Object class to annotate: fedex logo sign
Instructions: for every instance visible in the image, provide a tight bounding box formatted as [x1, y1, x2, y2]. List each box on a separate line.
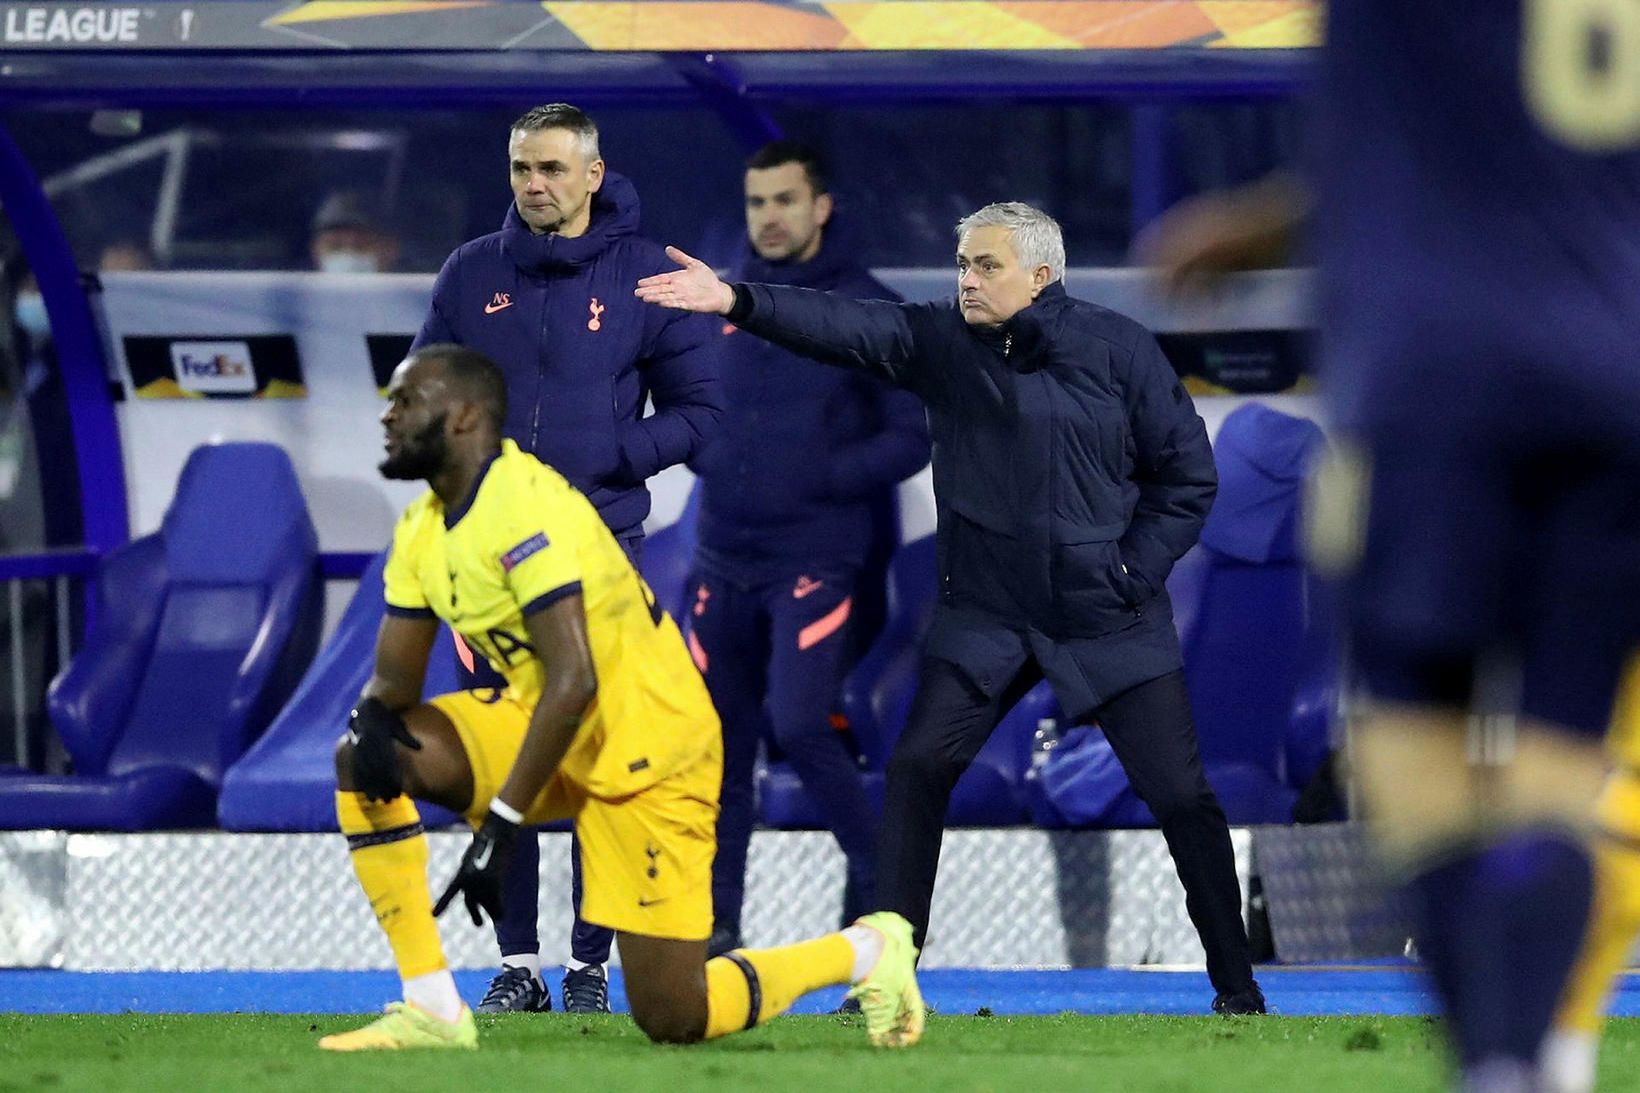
[169, 341, 256, 395]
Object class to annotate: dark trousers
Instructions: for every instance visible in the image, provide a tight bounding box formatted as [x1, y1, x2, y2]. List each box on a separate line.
[690, 563, 879, 931]
[494, 831, 611, 964]
[879, 657, 1255, 995]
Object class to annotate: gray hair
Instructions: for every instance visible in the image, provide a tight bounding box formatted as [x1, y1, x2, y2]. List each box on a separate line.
[955, 202, 1065, 283]
[511, 103, 601, 162]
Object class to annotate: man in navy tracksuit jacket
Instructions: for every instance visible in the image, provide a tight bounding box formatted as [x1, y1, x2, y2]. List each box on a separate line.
[637, 201, 1263, 1013]
[411, 104, 721, 1014]
[686, 143, 929, 954]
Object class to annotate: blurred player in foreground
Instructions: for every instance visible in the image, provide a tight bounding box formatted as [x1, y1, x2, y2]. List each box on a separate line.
[1143, 2, 1640, 1089]
[318, 344, 922, 1051]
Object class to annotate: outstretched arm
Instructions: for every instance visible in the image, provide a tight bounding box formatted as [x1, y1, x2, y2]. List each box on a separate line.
[633, 245, 737, 315]
[637, 246, 927, 391]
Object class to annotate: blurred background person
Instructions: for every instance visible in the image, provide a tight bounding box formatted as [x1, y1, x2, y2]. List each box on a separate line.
[95, 237, 155, 273]
[687, 141, 929, 956]
[310, 190, 401, 274]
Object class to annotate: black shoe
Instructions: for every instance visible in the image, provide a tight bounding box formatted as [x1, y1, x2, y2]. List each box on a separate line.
[834, 995, 862, 1015]
[1212, 986, 1267, 1015]
[562, 964, 611, 1014]
[475, 965, 551, 1014]
[707, 923, 743, 959]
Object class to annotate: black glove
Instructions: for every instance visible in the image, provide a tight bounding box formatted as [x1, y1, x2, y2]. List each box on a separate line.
[433, 809, 519, 927]
[347, 697, 421, 802]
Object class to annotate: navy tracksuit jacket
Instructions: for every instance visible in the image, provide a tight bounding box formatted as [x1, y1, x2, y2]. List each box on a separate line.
[688, 235, 929, 931]
[414, 172, 722, 539]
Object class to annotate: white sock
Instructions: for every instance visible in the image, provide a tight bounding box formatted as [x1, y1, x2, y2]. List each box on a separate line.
[501, 953, 541, 980]
[841, 924, 884, 982]
[402, 969, 464, 1023]
[1540, 1030, 1599, 1093]
[565, 959, 601, 974]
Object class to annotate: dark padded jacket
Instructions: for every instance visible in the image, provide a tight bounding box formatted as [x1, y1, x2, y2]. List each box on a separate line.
[724, 280, 1216, 716]
[415, 173, 722, 537]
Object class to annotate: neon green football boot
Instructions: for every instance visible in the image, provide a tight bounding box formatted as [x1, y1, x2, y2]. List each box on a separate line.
[845, 911, 926, 1048]
[318, 1001, 478, 1052]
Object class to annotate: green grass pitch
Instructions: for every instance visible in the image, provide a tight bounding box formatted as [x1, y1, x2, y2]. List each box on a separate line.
[6, 1013, 1640, 1092]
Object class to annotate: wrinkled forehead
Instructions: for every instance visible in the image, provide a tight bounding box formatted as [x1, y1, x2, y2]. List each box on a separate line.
[509, 126, 592, 166]
[956, 224, 1018, 262]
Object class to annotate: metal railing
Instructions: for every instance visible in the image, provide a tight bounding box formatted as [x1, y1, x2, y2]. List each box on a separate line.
[0, 549, 97, 768]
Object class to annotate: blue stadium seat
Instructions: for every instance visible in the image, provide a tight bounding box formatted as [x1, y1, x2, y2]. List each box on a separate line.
[1096, 402, 1332, 827]
[0, 443, 322, 831]
[218, 549, 466, 832]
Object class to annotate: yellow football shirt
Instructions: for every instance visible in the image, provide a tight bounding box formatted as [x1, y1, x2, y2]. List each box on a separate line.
[382, 439, 719, 798]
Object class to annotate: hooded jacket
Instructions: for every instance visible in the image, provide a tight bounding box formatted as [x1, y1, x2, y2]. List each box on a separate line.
[721, 280, 1217, 717]
[415, 172, 721, 537]
[694, 232, 930, 571]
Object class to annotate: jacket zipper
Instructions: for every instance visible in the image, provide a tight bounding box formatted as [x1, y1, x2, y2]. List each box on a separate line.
[529, 296, 545, 450]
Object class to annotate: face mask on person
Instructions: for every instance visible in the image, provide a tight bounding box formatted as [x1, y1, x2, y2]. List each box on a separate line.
[13, 291, 48, 339]
[318, 250, 380, 274]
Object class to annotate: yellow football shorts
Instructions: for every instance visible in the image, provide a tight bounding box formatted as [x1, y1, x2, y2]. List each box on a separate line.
[430, 688, 720, 942]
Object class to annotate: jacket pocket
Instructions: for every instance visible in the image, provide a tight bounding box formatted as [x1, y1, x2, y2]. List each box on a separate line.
[1051, 521, 1140, 631]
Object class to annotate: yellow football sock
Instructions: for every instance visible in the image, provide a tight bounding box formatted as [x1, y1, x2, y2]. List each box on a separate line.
[703, 933, 855, 1040]
[336, 791, 447, 980]
[1557, 768, 1640, 1034]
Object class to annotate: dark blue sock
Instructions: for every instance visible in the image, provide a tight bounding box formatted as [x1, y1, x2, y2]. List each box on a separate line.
[1408, 829, 1595, 1070]
[494, 827, 541, 958]
[569, 830, 615, 965]
[1480, 830, 1594, 1064]
[1408, 850, 1512, 1066]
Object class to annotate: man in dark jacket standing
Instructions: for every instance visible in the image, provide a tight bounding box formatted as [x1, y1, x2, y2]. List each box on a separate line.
[689, 143, 929, 955]
[637, 202, 1263, 1014]
[412, 103, 721, 1015]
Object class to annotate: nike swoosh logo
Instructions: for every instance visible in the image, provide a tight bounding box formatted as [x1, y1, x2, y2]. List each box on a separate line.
[794, 580, 823, 599]
[484, 301, 513, 314]
[637, 897, 667, 907]
[471, 842, 493, 870]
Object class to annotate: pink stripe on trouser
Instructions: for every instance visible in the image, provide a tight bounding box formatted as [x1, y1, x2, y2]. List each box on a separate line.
[798, 596, 852, 651]
[452, 630, 476, 673]
[688, 629, 709, 673]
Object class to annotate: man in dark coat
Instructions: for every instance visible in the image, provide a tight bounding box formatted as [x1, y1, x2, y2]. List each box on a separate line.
[636, 201, 1263, 1013]
[688, 143, 929, 955]
[414, 102, 722, 1015]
